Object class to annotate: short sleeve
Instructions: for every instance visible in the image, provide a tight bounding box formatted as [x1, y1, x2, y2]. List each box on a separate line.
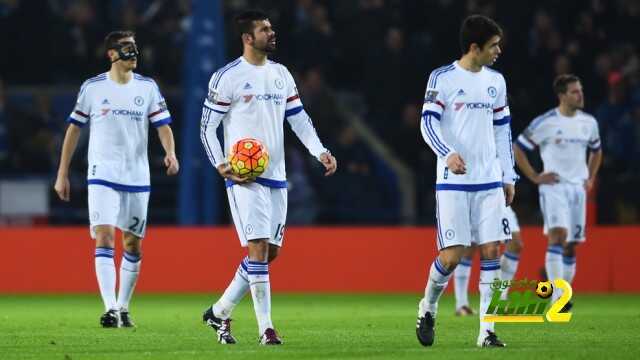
[148, 81, 172, 128]
[284, 68, 303, 118]
[517, 118, 547, 151]
[67, 82, 91, 127]
[588, 119, 601, 150]
[204, 70, 233, 114]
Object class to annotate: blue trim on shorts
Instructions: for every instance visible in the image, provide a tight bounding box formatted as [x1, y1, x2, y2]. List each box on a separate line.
[436, 182, 503, 191]
[225, 177, 288, 188]
[88, 179, 151, 192]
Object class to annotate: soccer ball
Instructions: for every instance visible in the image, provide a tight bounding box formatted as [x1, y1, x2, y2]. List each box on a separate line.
[536, 281, 553, 299]
[229, 138, 269, 178]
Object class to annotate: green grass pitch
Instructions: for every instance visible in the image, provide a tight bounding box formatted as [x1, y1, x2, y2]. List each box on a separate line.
[1, 293, 639, 359]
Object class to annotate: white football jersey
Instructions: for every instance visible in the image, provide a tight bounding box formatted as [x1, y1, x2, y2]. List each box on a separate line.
[517, 108, 601, 184]
[421, 61, 516, 191]
[68, 72, 171, 191]
[202, 56, 327, 188]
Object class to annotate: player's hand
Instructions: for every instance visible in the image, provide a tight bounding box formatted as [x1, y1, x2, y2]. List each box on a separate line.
[584, 177, 595, 192]
[319, 152, 337, 176]
[446, 153, 466, 174]
[217, 163, 251, 184]
[503, 183, 515, 206]
[534, 172, 559, 185]
[164, 153, 179, 175]
[54, 175, 71, 202]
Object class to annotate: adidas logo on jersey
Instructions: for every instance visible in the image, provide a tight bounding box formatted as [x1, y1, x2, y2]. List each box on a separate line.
[457, 89, 466, 96]
[102, 99, 110, 105]
[243, 82, 252, 90]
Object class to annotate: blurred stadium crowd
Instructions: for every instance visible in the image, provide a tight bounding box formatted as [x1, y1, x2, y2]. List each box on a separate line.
[1, 0, 639, 225]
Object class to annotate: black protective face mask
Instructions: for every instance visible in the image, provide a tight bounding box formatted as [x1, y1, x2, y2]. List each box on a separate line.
[110, 41, 139, 63]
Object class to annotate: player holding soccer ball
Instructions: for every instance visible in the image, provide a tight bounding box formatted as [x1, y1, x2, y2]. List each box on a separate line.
[416, 15, 517, 348]
[54, 31, 179, 328]
[229, 138, 270, 179]
[514, 74, 602, 310]
[200, 10, 337, 345]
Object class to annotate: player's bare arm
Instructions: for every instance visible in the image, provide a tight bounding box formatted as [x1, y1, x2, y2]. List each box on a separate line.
[513, 144, 558, 184]
[585, 148, 602, 192]
[54, 123, 82, 201]
[319, 152, 337, 176]
[156, 124, 179, 175]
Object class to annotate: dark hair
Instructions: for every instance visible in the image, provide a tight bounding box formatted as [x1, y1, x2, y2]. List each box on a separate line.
[104, 30, 135, 50]
[553, 74, 581, 95]
[234, 10, 269, 37]
[459, 15, 503, 54]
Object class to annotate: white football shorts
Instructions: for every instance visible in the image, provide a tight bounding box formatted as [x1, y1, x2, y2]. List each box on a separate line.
[435, 187, 511, 250]
[504, 206, 520, 233]
[227, 182, 287, 247]
[471, 205, 520, 245]
[88, 185, 149, 238]
[539, 183, 586, 242]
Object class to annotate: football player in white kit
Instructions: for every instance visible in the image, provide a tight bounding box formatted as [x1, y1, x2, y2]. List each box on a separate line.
[416, 15, 516, 348]
[453, 206, 523, 315]
[54, 31, 179, 328]
[514, 74, 602, 310]
[200, 11, 337, 345]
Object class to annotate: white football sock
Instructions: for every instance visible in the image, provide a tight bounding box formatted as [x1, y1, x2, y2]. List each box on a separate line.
[562, 255, 576, 284]
[247, 260, 273, 334]
[212, 257, 250, 319]
[95, 247, 117, 311]
[116, 252, 141, 312]
[454, 257, 472, 309]
[499, 251, 519, 300]
[478, 259, 500, 339]
[420, 258, 452, 318]
[546, 245, 563, 302]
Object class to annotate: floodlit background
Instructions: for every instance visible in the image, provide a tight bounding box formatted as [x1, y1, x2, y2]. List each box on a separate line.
[2, 0, 639, 226]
